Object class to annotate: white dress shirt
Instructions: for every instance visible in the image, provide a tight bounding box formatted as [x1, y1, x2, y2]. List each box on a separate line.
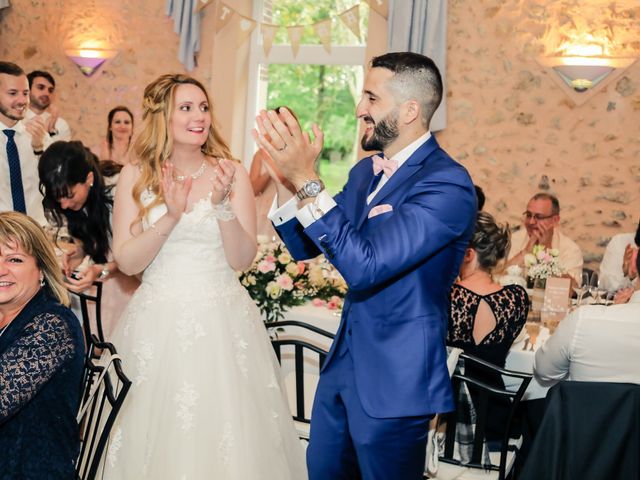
[0, 119, 46, 225]
[268, 132, 432, 228]
[26, 109, 72, 141]
[599, 232, 636, 292]
[508, 228, 583, 285]
[534, 290, 640, 386]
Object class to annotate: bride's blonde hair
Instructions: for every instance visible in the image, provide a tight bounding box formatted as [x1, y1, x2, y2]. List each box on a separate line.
[131, 73, 233, 225]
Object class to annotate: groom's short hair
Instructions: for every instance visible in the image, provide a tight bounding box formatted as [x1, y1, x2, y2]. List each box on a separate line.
[370, 52, 443, 130]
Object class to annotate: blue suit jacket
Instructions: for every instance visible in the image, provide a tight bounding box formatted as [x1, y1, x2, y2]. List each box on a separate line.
[276, 136, 476, 418]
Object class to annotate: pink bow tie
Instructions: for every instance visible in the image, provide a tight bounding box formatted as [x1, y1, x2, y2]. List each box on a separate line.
[372, 155, 398, 178]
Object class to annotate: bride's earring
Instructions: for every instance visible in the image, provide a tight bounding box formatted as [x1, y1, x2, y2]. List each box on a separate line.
[40, 276, 45, 287]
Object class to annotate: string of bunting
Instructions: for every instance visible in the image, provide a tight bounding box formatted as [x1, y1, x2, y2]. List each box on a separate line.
[195, 0, 388, 57]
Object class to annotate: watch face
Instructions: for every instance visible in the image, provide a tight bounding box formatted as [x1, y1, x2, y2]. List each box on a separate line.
[304, 181, 322, 197]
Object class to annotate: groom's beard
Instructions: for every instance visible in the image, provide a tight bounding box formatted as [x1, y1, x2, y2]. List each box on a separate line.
[360, 110, 399, 152]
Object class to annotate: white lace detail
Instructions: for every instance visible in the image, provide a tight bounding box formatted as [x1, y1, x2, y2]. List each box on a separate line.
[106, 426, 122, 467]
[175, 311, 206, 352]
[175, 382, 199, 431]
[233, 333, 249, 378]
[218, 422, 234, 466]
[132, 340, 154, 386]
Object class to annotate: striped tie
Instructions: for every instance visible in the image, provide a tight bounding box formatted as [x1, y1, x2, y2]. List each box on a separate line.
[3, 129, 27, 213]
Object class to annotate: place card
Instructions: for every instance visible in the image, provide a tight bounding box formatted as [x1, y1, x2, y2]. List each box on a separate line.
[542, 277, 571, 324]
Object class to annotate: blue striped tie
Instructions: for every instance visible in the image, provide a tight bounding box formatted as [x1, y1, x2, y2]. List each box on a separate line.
[3, 129, 27, 213]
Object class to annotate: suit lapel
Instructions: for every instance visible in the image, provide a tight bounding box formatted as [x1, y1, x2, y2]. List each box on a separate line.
[355, 136, 441, 230]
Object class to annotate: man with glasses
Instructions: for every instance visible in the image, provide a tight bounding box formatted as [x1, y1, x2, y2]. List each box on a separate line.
[506, 192, 583, 285]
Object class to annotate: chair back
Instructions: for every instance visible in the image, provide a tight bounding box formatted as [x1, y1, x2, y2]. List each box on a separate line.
[439, 353, 532, 480]
[519, 381, 640, 480]
[267, 320, 333, 428]
[76, 336, 131, 480]
[69, 281, 105, 346]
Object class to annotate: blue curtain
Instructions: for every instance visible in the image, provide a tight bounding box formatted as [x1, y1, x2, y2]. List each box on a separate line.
[166, 0, 201, 71]
[387, 0, 448, 131]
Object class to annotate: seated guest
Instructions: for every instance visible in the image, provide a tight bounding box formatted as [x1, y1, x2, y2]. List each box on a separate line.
[534, 249, 640, 386]
[0, 211, 84, 479]
[506, 192, 583, 286]
[447, 212, 529, 442]
[92, 105, 134, 166]
[599, 219, 639, 292]
[39, 140, 139, 337]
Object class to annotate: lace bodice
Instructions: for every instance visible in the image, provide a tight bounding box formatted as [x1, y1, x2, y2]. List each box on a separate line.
[447, 284, 529, 366]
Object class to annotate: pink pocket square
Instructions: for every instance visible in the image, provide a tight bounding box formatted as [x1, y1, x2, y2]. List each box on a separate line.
[368, 204, 393, 218]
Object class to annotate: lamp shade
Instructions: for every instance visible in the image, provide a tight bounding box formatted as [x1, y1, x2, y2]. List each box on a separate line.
[552, 64, 614, 92]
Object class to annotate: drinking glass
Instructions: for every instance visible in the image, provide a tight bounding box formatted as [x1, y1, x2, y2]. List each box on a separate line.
[525, 322, 541, 350]
[588, 272, 600, 303]
[573, 272, 590, 306]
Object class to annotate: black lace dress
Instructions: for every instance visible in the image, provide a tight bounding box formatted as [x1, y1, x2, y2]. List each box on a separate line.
[447, 283, 529, 442]
[0, 288, 84, 479]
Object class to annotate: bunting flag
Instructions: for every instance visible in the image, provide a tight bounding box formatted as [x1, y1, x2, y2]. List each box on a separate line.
[339, 5, 361, 41]
[313, 19, 332, 54]
[287, 26, 304, 57]
[213, 1, 234, 33]
[365, 0, 389, 19]
[194, 0, 214, 14]
[208, 2, 379, 56]
[237, 14, 257, 46]
[261, 24, 279, 57]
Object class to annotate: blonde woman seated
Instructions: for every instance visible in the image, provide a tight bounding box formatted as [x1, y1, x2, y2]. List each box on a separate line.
[447, 212, 529, 443]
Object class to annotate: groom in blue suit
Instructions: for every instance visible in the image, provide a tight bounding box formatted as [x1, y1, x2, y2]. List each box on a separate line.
[255, 52, 477, 480]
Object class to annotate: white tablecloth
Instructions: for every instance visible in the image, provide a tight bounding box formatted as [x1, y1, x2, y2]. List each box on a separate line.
[276, 304, 549, 401]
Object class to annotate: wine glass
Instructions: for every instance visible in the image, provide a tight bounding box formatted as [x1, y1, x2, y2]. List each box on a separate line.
[525, 322, 541, 351]
[573, 272, 589, 306]
[588, 272, 600, 304]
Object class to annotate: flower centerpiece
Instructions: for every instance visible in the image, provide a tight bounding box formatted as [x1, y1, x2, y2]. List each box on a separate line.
[524, 244, 565, 288]
[239, 242, 348, 322]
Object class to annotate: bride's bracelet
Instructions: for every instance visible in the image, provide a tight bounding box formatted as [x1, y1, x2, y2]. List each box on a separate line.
[211, 199, 236, 222]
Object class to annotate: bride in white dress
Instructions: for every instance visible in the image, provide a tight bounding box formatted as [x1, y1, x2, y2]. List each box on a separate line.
[103, 74, 307, 479]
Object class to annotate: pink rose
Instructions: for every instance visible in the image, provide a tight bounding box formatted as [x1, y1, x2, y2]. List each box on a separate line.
[275, 274, 294, 291]
[297, 261, 306, 274]
[257, 260, 276, 273]
[312, 298, 326, 307]
[265, 255, 277, 263]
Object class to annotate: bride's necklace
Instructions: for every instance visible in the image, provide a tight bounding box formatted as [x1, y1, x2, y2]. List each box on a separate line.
[175, 159, 207, 182]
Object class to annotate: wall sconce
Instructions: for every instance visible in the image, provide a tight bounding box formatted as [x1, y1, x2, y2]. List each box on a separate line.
[65, 48, 118, 76]
[538, 52, 637, 106]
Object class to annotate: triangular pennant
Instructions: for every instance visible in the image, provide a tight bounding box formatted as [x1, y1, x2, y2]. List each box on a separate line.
[365, 0, 389, 19]
[236, 14, 257, 46]
[194, 0, 214, 13]
[339, 5, 360, 41]
[287, 26, 304, 57]
[261, 23, 279, 57]
[313, 19, 332, 54]
[214, 1, 234, 33]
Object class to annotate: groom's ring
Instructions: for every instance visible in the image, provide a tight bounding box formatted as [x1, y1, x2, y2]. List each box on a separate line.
[278, 143, 287, 152]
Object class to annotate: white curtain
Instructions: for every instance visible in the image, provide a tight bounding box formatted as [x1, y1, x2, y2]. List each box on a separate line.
[165, 0, 201, 71]
[387, 0, 448, 131]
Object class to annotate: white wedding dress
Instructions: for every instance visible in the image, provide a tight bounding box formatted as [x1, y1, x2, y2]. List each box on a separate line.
[102, 194, 308, 480]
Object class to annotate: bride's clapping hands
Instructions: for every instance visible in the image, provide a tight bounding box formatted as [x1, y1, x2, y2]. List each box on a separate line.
[162, 162, 193, 220]
[211, 158, 236, 205]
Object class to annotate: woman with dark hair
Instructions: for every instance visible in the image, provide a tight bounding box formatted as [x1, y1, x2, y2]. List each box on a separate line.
[0, 211, 84, 479]
[92, 105, 134, 166]
[38, 140, 139, 336]
[447, 211, 529, 443]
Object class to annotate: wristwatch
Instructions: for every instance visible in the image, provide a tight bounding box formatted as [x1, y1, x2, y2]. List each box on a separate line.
[295, 179, 325, 201]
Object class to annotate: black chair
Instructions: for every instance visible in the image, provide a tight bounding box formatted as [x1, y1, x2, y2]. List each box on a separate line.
[76, 335, 131, 480]
[519, 381, 640, 480]
[431, 353, 532, 480]
[267, 320, 334, 440]
[69, 281, 105, 346]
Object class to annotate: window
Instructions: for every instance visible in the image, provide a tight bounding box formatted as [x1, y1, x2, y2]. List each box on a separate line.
[244, 0, 368, 194]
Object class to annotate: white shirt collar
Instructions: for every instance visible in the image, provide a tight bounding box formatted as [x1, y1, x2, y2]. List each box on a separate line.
[0, 118, 26, 134]
[388, 131, 431, 169]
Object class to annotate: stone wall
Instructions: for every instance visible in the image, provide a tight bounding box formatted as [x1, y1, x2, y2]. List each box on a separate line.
[1, 0, 638, 267]
[437, 0, 640, 267]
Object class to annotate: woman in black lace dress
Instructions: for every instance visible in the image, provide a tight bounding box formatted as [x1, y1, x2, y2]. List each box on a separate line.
[447, 212, 529, 442]
[0, 212, 84, 479]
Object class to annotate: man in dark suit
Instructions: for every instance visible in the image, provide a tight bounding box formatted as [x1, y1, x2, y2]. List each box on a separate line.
[255, 52, 477, 480]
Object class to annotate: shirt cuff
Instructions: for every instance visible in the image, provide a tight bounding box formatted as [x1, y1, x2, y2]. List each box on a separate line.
[268, 195, 299, 226]
[296, 191, 336, 228]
